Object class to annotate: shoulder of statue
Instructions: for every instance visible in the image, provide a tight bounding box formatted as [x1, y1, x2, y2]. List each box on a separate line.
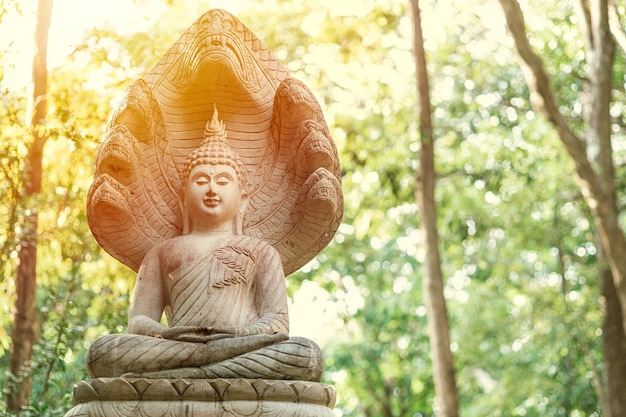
[151, 235, 185, 256]
[144, 238, 172, 260]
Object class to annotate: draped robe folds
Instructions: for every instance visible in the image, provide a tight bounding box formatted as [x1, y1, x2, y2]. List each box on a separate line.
[87, 235, 323, 381]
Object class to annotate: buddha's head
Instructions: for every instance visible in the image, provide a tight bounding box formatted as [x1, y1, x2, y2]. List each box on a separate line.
[180, 107, 249, 235]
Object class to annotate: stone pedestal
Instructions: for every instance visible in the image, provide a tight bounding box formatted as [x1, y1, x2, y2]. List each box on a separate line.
[64, 378, 336, 417]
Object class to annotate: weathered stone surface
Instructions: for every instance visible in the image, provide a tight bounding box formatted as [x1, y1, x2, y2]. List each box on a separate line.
[72, 378, 336, 405]
[67, 8, 341, 417]
[65, 378, 336, 417]
[86, 8, 343, 275]
[65, 401, 334, 417]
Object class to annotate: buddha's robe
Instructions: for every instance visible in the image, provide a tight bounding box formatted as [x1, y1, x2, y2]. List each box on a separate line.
[87, 235, 323, 381]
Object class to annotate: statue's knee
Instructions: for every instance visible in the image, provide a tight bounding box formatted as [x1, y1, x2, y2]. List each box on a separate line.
[288, 336, 323, 357]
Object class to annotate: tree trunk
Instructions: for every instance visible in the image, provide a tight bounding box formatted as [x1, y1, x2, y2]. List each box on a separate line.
[497, 0, 626, 415]
[497, 0, 626, 332]
[7, 0, 53, 412]
[600, 258, 626, 417]
[410, 1, 460, 416]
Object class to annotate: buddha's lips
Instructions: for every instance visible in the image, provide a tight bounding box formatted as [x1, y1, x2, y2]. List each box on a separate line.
[203, 197, 220, 206]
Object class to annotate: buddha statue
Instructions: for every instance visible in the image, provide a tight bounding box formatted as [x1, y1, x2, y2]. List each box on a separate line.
[69, 10, 342, 415]
[86, 108, 323, 382]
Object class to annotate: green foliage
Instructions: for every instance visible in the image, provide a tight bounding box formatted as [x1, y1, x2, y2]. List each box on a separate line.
[0, 0, 620, 416]
[0, 6, 136, 416]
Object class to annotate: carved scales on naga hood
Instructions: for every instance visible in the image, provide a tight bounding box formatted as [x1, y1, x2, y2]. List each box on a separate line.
[87, 9, 343, 275]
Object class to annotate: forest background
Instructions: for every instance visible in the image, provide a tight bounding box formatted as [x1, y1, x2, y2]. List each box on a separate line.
[1, 0, 626, 416]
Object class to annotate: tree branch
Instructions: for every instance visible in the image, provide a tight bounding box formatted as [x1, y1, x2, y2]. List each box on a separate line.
[586, 0, 615, 203]
[609, 0, 626, 55]
[497, 0, 601, 203]
[498, 0, 626, 339]
[576, 0, 594, 50]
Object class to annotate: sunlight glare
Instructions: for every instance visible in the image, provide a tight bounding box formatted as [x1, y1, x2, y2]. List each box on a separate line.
[2, 0, 254, 89]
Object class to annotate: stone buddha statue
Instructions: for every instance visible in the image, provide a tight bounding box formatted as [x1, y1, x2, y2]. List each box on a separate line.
[66, 9, 342, 416]
[86, 108, 323, 382]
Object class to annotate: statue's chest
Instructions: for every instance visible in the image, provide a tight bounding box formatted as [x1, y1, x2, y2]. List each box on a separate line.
[165, 241, 260, 326]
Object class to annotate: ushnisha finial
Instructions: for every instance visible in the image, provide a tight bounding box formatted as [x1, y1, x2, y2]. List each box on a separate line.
[204, 104, 227, 139]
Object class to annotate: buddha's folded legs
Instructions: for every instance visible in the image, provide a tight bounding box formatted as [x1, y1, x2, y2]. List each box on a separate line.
[87, 332, 288, 378]
[202, 336, 324, 382]
[88, 335, 323, 382]
[126, 336, 324, 382]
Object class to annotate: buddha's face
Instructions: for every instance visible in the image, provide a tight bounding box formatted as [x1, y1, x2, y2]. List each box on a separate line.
[184, 163, 246, 231]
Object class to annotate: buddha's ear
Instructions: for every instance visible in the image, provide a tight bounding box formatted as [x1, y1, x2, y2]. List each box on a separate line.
[239, 190, 249, 215]
[178, 187, 191, 235]
[234, 190, 249, 235]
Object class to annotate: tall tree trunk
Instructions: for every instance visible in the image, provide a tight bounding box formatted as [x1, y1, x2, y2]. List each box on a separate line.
[497, 0, 626, 415]
[582, 1, 626, 414]
[599, 254, 626, 417]
[410, 1, 460, 416]
[7, 0, 53, 412]
[497, 0, 626, 332]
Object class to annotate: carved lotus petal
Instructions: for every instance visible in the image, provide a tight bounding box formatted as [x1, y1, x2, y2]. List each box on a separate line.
[221, 378, 256, 401]
[287, 380, 308, 397]
[298, 383, 337, 407]
[209, 378, 233, 400]
[130, 378, 152, 396]
[72, 380, 100, 403]
[184, 379, 219, 401]
[259, 380, 296, 402]
[250, 378, 271, 397]
[142, 378, 183, 400]
[171, 379, 192, 397]
[90, 377, 139, 401]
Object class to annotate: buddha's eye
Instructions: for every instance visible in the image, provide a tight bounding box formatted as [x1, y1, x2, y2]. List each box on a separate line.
[215, 174, 233, 185]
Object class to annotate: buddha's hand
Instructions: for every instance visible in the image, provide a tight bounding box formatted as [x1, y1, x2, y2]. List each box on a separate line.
[204, 327, 240, 341]
[206, 328, 290, 343]
[152, 326, 213, 342]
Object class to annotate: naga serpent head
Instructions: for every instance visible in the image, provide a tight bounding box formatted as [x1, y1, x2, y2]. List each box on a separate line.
[172, 9, 261, 93]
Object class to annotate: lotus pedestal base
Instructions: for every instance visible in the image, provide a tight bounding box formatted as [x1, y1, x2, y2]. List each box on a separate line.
[63, 378, 336, 417]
